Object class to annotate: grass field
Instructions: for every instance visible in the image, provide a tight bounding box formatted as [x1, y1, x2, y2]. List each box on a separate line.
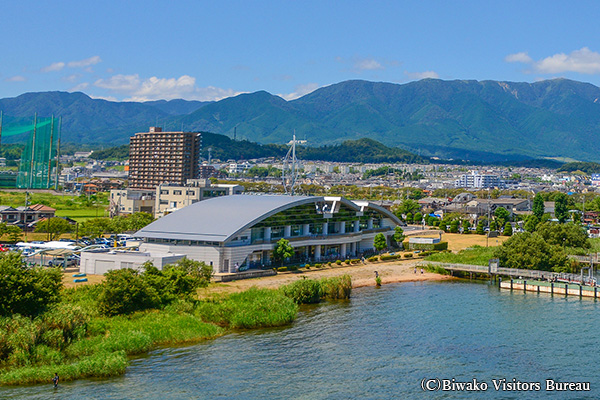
[410, 231, 509, 251]
[55, 208, 108, 222]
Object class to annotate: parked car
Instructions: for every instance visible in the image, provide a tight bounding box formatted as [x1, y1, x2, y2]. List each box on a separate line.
[48, 256, 78, 267]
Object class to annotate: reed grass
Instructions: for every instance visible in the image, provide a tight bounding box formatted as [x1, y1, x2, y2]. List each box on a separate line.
[0, 351, 128, 385]
[319, 275, 352, 300]
[195, 288, 298, 329]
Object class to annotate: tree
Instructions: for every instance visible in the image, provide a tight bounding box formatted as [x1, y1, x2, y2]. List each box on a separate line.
[0, 252, 62, 317]
[476, 220, 485, 235]
[524, 215, 539, 233]
[405, 213, 413, 224]
[449, 220, 459, 233]
[533, 193, 545, 220]
[34, 217, 72, 241]
[489, 220, 497, 231]
[554, 193, 568, 223]
[273, 238, 294, 267]
[394, 199, 420, 218]
[503, 222, 513, 236]
[494, 207, 510, 228]
[4, 225, 22, 243]
[493, 232, 568, 272]
[462, 220, 471, 234]
[392, 226, 405, 247]
[126, 212, 154, 231]
[536, 222, 590, 248]
[413, 212, 423, 224]
[79, 217, 112, 239]
[373, 233, 387, 253]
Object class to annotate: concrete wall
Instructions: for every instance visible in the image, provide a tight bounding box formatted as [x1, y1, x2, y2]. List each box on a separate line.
[80, 251, 184, 275]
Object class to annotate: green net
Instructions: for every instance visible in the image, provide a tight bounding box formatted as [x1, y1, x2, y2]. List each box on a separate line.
[11, 117, 59, 189]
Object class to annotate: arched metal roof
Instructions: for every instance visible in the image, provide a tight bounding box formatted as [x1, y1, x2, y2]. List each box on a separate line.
[136, 194, 401, 243]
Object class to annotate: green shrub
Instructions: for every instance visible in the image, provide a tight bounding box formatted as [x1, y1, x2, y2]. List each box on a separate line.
[344, 259, 350, 264]
[314, 263, 322, 268]
[335, 260, 342, 265]
[404, 253, 413, 258]
[281, 279, 322, 304]
[319, 275, 352, 299]
[98, 269, 161, 316]
[0, 252, 63, 317]
[380, 254, 401, 261]
[288, 266, 298, 271]
[350, 259, 360, 264]
[367, 256, 379, 262]
[277, 266, 288, 272]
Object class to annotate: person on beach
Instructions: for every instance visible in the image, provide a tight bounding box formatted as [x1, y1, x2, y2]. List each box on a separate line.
[52, 372, 59, 388]
[420, 268, 424, 274]
[414, 267, 416, 274]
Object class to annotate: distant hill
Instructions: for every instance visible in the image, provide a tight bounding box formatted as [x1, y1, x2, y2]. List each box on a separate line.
[4, 78, 600, 162]
[92, 132, 426, 164]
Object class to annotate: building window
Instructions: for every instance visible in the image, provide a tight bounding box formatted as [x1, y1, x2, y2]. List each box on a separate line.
[186, 190, 195, 196]
[160, 190, 169, 195]
[173, 190, 182, 195]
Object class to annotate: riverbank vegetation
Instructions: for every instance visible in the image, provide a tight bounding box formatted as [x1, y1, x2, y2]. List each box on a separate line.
[425, 221, 590, 273]
[0, 254, 352, 386]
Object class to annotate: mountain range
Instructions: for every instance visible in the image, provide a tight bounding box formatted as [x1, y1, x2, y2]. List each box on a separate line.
[2, 78, 600, 162]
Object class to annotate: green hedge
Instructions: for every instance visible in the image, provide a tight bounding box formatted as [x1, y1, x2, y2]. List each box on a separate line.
[380, 254, 402, 261]
[367, 256, 379, 262]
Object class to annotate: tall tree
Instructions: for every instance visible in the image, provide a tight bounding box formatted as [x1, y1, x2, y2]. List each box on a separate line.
[373, 233, 387, 253]
[554, 193, 568, 223]
[533, 193, 545, 220]
[273, 238, 294, 267]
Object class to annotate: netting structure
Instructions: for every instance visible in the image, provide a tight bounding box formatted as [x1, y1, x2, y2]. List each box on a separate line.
[1, 115, 61, 189]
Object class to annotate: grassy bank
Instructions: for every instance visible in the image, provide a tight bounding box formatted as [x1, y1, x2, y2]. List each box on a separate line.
[423, 245, 496, 266]
[1, 275, 352, 386]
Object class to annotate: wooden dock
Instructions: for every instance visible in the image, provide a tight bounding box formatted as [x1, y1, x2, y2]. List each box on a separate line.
[500, 279, 600, 298]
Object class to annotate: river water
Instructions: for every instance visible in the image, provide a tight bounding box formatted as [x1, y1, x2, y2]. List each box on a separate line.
[2, 281, 599, 399]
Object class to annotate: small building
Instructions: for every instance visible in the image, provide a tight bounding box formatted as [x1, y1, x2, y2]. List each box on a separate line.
[109, 189, 156, 216]
[155, 179, 244, 218]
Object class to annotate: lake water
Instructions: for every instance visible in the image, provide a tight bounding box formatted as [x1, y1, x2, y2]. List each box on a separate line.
[2, 281, 599, 399]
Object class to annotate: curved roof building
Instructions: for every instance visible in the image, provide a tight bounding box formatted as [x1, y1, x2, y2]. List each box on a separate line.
[137, 194, 402, 275]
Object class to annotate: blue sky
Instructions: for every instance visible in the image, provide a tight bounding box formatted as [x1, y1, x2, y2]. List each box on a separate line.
[3, 0, 600, 102]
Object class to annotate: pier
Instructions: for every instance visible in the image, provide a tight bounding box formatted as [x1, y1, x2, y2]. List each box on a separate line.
[500, 279, 599, 298]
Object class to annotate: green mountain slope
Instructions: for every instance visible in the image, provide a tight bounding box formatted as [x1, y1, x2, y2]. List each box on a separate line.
[3, 78, 600, 162]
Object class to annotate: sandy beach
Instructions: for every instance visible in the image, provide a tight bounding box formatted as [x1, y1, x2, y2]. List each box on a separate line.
[197, 258, 455, 297]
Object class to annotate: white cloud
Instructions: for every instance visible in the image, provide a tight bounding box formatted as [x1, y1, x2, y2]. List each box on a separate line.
[94, 73, 240, 101]
[505, 52, 533, 63]
[279, 83, 320, 100]
[94, 74, 141, 92]
[41, 62, 65, 72]
[355, 58, 384, 71]
[535, 47, 600, 74]
[68, 56, 102, 68]
[69, 82, 90, 92]
[505, 47, 600, 75]
[89, 94, 118, 102]
[5, 75, 26, 82]
[404, 71, 439, 80]
[62, 74, 81, 83]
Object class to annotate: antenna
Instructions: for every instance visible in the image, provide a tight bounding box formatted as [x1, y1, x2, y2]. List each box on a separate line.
[282, 132, 299, 195]
[208, 147, 212, 165]
[234, 126, 237, 141]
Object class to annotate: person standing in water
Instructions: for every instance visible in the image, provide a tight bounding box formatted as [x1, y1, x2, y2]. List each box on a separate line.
[52, 373, 59, 388]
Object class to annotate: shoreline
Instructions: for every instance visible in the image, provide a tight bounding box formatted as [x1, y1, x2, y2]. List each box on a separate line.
[199, 259, 454, 297]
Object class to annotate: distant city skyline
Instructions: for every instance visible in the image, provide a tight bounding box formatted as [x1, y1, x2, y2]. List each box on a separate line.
[3, 1, 600, 102]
